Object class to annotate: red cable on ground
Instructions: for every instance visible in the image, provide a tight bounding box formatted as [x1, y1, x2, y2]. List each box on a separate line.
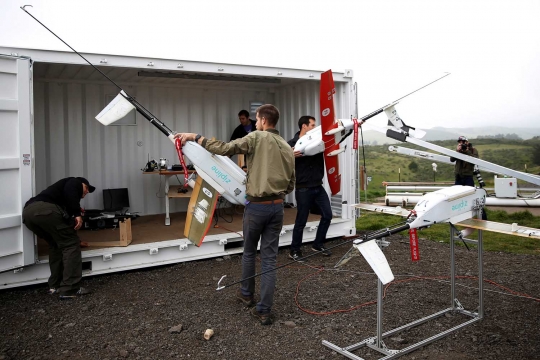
[293, 270, 540, 316]
[294, 267, 378, 315]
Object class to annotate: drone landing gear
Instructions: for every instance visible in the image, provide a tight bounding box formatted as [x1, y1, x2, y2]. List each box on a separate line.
[323, 225, 484, 359]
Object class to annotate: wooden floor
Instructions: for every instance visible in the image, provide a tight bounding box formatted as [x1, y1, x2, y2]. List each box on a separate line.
[38, 208, 320, 256]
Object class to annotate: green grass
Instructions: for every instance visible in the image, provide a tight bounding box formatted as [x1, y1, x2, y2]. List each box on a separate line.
[356, 209, 540, 255]
[360, 138, 540, 196]
[356, 138, 540, 254]
[475, 144, 530, 151]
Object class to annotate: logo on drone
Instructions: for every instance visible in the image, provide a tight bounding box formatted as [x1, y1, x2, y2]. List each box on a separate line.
[451, 200, 467, 211]
[328, 167, 335, 174]
[322, 108, 330, 117]
[203, 188, 213, 198]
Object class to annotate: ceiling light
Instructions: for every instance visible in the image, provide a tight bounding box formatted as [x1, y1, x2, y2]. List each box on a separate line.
[138, 71, 281, 84]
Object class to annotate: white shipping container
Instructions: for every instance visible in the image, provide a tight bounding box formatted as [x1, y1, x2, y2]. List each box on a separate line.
[0, 47, 358, 289]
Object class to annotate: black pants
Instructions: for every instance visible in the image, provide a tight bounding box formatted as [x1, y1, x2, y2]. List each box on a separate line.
[22, 201, 82, 295]
[454, 174, 474, 186]
[291, 185, 333, 251]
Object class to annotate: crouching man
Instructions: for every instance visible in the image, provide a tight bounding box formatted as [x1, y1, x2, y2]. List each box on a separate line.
[22, 177, 95, 299]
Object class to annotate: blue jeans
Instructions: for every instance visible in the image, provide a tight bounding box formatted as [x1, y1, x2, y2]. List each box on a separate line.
[291, 185, 332, 252]
[241, 202, 284, 314]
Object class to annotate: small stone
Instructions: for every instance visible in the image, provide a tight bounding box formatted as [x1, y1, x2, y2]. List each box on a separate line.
[134, 348, 141, 354]
[223, 255, 231, 260]
[169, 324, 183, 334]
[283, 321, 296, 328]
[391, 336, 407, 344]
[119, 350, 128, 358]
[444, 312, 452, 318]
[472, 335, 478, 342]
[65, 323, 75, 328]
[216, 258, 224, 262]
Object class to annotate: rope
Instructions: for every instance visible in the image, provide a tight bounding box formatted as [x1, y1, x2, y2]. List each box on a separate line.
[293, 270, 540, 316]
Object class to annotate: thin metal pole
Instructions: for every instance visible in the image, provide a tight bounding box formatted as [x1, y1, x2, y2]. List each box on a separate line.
[450, 224, 456, 309]
[376, 277, 384, 348]
[358, 73, 451, 123]
[393, 73, 450, 104]
[20, 5, 175, 138]
[20, 5, 123, 93]
[478, 229, 484, 319]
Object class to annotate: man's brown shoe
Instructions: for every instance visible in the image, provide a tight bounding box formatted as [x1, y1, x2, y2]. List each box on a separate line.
[250, 307, 274, 325]
[236, 288, 256, 307]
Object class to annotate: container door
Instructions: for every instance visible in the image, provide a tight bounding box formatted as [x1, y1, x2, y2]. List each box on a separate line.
[0, 54, 35, 272]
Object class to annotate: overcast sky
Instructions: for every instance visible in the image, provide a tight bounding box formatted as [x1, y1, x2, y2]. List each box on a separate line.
[1, 0, 539, 130]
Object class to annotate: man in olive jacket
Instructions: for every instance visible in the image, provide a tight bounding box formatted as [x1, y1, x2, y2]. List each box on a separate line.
[175, 104, 295, 325]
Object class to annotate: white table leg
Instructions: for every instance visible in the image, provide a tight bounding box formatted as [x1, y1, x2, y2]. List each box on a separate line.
[165, 175, 171, 225]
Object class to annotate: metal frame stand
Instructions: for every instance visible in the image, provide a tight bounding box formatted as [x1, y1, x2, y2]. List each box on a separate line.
[323, 225, 484, 360]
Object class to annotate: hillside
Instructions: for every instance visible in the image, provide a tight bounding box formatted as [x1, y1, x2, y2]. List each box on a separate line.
[360, 126, 540, 145]
[360, 137, 540, 196]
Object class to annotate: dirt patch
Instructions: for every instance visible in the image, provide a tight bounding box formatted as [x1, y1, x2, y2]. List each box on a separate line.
[1, 232, 539, 360]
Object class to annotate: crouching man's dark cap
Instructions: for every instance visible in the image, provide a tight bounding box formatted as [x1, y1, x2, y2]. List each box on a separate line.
[77, 177, 96, 193]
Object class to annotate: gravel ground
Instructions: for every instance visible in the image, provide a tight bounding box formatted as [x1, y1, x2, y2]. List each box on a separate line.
[1, 233, 539, 360]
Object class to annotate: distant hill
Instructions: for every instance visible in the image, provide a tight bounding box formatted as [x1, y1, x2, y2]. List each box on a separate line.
[428, 126, 540, 141]
[361, 138, 540, 194]
[361, 126, 540, 145]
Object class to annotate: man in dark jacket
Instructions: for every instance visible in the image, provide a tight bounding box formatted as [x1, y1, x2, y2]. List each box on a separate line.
[22, 177, 95, 298]
[230, 109, 257, 141]
[450, 136, 479, 186]
[288, 116, 333, 261]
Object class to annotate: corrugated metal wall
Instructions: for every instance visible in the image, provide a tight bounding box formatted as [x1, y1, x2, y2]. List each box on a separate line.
[33, 80, 275, 215]
[33, 77, 353, 216]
